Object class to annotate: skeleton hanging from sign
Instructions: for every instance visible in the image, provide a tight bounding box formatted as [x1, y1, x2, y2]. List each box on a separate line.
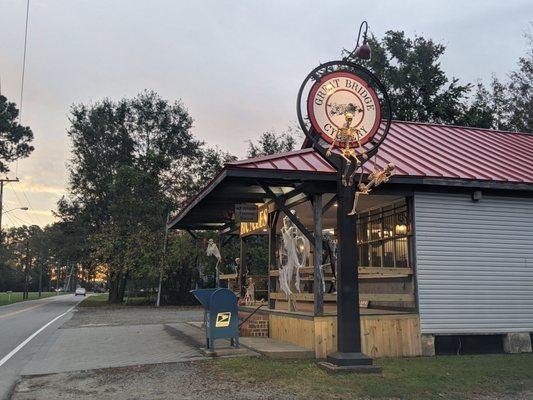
[350, 160, 395, 215]
[326, 110, 368, 187]
[278, 211, 311, 302]
[325, 109, 395, 215]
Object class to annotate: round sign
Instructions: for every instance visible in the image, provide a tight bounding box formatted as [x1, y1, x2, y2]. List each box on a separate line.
[307, 71, 381, 148]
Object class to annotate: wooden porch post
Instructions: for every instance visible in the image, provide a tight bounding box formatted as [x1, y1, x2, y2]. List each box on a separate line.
[313, 194, 324, 316]
[268, 210, 279, 309]
[239, 237, 247, 299]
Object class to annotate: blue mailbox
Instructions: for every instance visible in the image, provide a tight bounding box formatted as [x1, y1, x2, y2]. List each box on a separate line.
[191, 288, 239, 351]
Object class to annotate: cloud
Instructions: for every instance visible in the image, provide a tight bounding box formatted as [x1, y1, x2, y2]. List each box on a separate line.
[17, 176, 67, 196]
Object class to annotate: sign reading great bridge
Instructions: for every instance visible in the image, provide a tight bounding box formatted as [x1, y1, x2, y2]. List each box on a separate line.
[307, 71, 381, 148]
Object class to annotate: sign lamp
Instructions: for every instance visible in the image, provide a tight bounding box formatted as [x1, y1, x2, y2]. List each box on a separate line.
[352, 21, 371, 60]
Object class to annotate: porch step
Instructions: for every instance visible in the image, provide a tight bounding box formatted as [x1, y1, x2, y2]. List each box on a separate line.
[182, 321, 314, 359]
[239, 336, 315, 360]
[164, 323, 258, 358]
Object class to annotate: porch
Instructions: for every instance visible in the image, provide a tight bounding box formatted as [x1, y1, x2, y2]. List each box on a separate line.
[168, 148, 422, 358]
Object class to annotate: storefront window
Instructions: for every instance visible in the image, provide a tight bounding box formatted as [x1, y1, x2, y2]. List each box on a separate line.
[357, 199, 411, 268]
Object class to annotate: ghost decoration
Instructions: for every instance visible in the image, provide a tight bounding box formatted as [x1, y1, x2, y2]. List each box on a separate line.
[278, 210, 310, 303]
[206, 238, 222, 272]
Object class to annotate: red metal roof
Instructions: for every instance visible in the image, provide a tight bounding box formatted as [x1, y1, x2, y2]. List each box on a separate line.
[230, 148, 336, 173]
[230, 121, 533, 185]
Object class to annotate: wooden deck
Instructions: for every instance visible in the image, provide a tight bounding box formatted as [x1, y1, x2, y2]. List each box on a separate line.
[240, 307, 422, 358]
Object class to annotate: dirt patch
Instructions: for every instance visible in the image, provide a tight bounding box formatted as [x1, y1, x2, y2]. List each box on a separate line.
[62, 306, 203, 328]
[13, 361, 296, 400]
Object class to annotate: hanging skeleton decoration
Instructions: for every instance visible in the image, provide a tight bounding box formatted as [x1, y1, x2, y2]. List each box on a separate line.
[206, 239, 222, 273]
[244, 276, 255, 305]
[325, 110, 395, 216]
[301, 66, 395, 217]
[349, 161, 395, 215]
[278, 211, 310, 304]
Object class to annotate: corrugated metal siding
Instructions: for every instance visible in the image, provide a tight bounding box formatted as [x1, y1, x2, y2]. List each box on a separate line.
[414, 192, 533, 334]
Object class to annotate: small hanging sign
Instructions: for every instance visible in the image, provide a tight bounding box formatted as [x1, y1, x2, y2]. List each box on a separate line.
[235, 203, 259, 223]
[240, 206, 268, 237]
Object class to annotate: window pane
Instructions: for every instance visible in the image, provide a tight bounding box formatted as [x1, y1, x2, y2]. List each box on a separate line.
[395, 237, 409, 267]
[371, 244, 381, 267]
[383, 239, 394, 267]
[382, 210, 394, 239]
[358, 244, 369, 267]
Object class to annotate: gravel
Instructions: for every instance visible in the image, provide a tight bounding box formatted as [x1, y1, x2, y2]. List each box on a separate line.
[13, 361, 296, 400]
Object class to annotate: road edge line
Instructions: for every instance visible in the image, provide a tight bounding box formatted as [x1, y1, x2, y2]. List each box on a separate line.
[0, 305, 76, 368]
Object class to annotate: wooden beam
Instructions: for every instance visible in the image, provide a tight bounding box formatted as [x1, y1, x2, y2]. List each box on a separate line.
[185, 230, 197, 240]
[239, 237, 247, 298]
[258, 181, 315, 244]
[219, 273, 238, 280]
[269, 292, 415, 303]
[313, 194, 324, 316]
[284, 193, 310, 209]
[322, 195, 338, 215]
[269, 267, 413, 277]
[359, 267, 413, 275]
[268, 210, 280, 310]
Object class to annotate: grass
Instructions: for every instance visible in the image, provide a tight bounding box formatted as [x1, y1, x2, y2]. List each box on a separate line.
[0, 291, 61, 306]
[212, 354, 533, 400]
[78, 293, 157, 307]
[78, 293, 110, 307]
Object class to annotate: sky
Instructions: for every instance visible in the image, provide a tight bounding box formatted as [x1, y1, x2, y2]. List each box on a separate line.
[0, 0, 532, 227]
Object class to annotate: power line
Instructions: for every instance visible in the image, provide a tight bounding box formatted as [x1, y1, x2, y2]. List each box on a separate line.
[8, 182, 38, 226]
[0, 178, 20, 240]
[16, 0, 31, 179]
[19, 0, 31, 124]
[4, 211, 17, 227]
[9, 213, 33, 226]
[19, 185, 44, 225]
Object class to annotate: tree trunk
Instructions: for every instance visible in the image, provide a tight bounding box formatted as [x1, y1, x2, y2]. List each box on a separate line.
[108, 269, 129, 304]
[108, 271, 122, 303]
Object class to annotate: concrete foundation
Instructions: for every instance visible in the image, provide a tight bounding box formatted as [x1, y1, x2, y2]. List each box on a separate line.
[502, 333, 532, 354]
[420, 334, 435, 356]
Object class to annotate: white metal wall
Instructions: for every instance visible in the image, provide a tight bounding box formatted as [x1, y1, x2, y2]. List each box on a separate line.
[414, 192, 533, 334]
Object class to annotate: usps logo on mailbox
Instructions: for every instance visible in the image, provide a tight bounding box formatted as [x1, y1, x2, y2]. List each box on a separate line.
[215, 312, 231, 328]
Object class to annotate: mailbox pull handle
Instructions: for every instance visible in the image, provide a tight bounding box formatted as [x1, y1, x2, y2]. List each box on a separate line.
[238, 304, 264, 328]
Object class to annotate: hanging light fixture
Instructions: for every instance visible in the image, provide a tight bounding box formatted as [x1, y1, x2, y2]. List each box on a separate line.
[350, 21, 371, 60]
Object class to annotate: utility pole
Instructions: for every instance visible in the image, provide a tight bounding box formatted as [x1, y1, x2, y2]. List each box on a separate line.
[38, 262, 42, 297]
[156, 213, 170, 307]
[23, 239, 30, 300]
[0, 177, 20, 242]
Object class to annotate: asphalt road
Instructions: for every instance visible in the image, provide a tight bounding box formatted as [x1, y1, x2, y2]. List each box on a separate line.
[0, 294, 84, 400]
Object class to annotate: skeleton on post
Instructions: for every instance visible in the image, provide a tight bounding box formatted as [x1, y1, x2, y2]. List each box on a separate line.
[325, 108, 395, 216]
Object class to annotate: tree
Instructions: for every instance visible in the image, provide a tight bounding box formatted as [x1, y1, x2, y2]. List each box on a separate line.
[247, 126, 303, 157]
[2, 225, 49, 296]
[169, 146, 236, 210]
[345, 31, 472, 125]
[61, 90, 235, 303]
[458, 82, 495, 129]
[507, 32, 533, 132]
[0, 95, 34, 172]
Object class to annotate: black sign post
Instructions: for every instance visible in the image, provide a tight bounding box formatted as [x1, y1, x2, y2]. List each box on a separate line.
[297, 58, 392, 372]
[324, 166, 375, 369]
